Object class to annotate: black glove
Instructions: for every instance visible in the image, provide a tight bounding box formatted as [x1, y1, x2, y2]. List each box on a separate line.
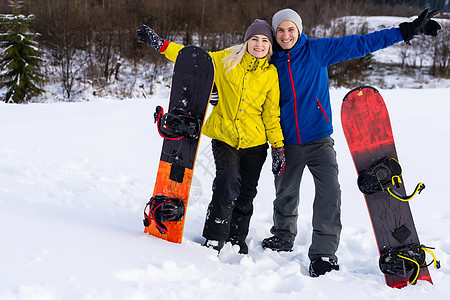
[271, 146, 286, 177]
[399, 9, 441, 44]
[210, 84, 218, 106]
[136, 24, 166, 51]
[423, 16, 441, 36]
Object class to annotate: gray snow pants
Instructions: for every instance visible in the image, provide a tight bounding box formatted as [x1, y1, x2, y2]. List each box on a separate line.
[270, 137, 342, 261]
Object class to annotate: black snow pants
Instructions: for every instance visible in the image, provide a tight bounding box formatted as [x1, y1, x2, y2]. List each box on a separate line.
[202, 139, 268, 242]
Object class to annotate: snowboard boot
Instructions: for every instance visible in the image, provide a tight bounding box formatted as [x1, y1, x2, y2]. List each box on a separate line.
[261, 236, 293, 252]
[309, 257, 339, 277]
[227, 237, 249, 254]
[203, 239, 225, 253]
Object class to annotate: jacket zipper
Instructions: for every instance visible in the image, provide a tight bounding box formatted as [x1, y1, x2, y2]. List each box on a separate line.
[315, 98, 330, 122]
[287, 53, 301, 144]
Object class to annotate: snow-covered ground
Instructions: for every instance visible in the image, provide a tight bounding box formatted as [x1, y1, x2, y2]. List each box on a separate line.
[1, 13, 450, 300]
[1, 86, 449, 299]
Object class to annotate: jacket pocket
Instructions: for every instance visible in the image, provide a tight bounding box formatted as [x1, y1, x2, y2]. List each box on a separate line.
[315, 98, 330, 122]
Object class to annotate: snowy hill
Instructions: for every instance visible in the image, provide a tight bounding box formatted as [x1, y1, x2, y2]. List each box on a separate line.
[312, 15, 450, 89]
[2, 15, 449, 103]
[1, 14, 450, 300]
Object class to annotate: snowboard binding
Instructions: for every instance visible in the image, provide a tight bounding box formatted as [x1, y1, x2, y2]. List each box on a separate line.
[379, 244, 440, 285]
[357, 157, 425, 201]
[143, 195, 185, 234]
[154, 106, 202, 140]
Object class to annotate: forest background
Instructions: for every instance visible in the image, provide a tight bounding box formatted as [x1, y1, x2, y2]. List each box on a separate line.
[0, 0, 449, 102]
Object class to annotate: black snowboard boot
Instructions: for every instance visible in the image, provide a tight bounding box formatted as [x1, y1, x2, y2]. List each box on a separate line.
[309, 257, 339, 277]
[261, 236, 294, 252]
[203, 239, 225, 253]
[227, 237, 249, 254]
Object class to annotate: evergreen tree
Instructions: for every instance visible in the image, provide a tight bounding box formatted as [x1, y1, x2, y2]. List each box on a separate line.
[0, 0, 45, 103]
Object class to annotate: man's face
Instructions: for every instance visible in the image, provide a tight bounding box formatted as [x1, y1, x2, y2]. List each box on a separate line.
[275, 20, 299, 50]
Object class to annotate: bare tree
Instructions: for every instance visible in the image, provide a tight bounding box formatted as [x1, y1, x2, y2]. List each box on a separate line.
[431, 23, 450, 78]
[1, 0, 445, 99]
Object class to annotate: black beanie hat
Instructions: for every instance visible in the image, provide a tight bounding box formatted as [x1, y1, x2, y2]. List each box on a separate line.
[244, 19, 273, 45]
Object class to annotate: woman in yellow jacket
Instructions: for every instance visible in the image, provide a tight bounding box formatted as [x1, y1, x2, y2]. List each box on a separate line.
[137, 20, 285, 254]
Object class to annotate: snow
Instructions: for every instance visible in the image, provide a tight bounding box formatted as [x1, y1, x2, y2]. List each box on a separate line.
[1, 14, 450, 300]
[1, 87, 449, 299]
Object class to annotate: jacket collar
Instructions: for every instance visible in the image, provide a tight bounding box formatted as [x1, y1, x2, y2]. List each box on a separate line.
[273, 32, 308, 58]
[243, 52, 270, 71]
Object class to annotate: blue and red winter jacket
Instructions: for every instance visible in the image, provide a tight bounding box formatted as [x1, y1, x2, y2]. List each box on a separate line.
[271, 27, 404, 144]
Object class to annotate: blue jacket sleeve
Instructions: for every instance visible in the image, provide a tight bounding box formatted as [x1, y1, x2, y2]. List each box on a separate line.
[311, 27, 404, 67]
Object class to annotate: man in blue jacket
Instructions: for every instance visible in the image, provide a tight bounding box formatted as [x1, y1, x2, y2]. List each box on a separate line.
[261, 8, 441, 277]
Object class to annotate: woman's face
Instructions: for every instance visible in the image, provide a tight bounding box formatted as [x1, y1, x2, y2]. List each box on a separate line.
[247, 34, 271, 59]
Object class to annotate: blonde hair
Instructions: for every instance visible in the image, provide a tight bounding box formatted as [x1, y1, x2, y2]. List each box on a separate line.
[222, 41, 273, 74]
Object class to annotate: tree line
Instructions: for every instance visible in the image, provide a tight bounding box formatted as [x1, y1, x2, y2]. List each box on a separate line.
[0, 0, 449, 102]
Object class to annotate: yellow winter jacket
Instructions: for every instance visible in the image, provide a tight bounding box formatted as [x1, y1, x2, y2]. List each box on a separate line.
[162, 42, 284, 149]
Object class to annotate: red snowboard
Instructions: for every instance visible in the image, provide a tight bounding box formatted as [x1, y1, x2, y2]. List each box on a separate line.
[341, 86, 432, 288]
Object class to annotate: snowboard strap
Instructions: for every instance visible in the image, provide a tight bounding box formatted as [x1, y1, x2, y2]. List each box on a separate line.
[154, 106, 202, 140]
[379, 244, 440, 285]
[387, 181, 425, 202]
[357, 157, 425, 201]
[143, 195, 185, 234]
[154, 106, 182, 140]
[358, 157, 401, 194]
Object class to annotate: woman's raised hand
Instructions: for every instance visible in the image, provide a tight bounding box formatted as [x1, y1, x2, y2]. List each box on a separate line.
[136, 25, 166, 51]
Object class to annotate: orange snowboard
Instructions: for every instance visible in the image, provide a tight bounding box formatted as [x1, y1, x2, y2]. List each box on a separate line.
[144, 46, 214, 243]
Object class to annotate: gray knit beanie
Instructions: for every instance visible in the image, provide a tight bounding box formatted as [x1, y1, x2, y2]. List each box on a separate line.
[272, 8, 303, 34]
[244, 19, 273, 45]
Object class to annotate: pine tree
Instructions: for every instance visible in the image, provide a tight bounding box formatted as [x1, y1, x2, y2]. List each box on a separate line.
[0, 0, 45, 103]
